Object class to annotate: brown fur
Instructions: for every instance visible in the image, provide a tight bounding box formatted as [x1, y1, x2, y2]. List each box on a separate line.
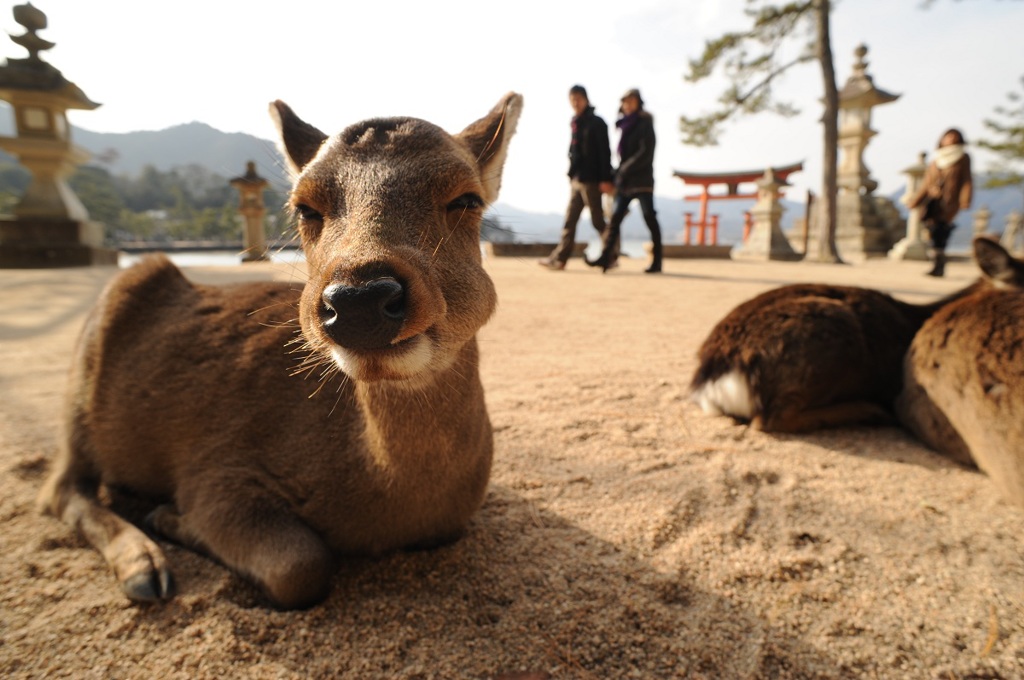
[690, 279, 983, 433]
[37, 93, 524, 609]
[896, 237, 1024, 507]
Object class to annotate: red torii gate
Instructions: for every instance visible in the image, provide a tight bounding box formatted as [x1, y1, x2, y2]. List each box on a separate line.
[672, 161, 803, 245]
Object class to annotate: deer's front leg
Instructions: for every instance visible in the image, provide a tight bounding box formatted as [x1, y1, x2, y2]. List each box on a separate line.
[148, 483, 334, 610]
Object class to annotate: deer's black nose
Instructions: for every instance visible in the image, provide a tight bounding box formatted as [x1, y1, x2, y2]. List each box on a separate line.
[319, 278, 407, 350]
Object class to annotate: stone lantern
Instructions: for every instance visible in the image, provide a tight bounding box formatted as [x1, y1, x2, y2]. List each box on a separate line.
[230, 161, 269, 262]
[834, 44, 900, 260]
[888, 152, 929, 261]
[1003, 211, 1023, 255]
[0, 3, 115, 267]
[732, 168, 800, 261]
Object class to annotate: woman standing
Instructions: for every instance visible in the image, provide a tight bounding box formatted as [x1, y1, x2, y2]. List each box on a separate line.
[909, 128, 973, 277]
[587, 88, 663, 274]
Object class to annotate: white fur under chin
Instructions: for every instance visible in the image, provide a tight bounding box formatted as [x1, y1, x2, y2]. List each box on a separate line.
[330, 335, 434, 383]
[693, 370, 754, 419]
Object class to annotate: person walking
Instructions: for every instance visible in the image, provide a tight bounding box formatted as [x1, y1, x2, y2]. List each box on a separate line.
[909, 128, 973, 277]
[539, 85, 614, 271]
[586, 88, 663, 274]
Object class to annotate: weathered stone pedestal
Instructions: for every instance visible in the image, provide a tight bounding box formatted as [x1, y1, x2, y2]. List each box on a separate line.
[834, 192, 894, 259]
[0, 217, 116, 267]
[731, 168, 801, 261]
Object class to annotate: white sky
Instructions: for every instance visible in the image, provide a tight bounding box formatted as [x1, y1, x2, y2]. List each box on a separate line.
[4, 0, 1023, 213]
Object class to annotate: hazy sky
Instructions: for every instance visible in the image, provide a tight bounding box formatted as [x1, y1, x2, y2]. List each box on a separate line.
[4, 0, 1022, 215]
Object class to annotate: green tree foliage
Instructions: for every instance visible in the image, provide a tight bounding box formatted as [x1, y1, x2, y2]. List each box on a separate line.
[67, 166, 125, 226]
[680, 0, 842, 262]
[978, 75, 1024, 204]
[66, 164, 251, 243]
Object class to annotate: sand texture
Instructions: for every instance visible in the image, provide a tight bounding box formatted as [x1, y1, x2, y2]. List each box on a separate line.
[1, 254, 1021, 679]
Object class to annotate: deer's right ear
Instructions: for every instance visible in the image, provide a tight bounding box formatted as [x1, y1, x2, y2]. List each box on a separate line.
[973, 236, 1023, 285]
[269, 100, 328, 176]
[457, 92, 524, 204]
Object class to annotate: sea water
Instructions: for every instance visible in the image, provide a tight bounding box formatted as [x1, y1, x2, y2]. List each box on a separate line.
[118, 240, 656, 269]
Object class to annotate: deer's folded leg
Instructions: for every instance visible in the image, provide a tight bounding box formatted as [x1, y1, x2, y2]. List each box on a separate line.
[148, 487, 334, 610]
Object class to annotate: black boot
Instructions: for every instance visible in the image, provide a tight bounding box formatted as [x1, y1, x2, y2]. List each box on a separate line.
[926, 251, 946, 277]
[645, 242, 662, 274]
[584, 252, 614, 273]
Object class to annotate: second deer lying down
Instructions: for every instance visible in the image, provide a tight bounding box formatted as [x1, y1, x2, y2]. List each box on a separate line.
[690, 265, 986, 433]
[897, 238, 1024, 508]
[37, 92, 523, 609]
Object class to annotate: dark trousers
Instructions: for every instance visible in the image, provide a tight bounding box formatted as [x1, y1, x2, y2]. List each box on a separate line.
[600, 190, 662, 261]
[929, 220, 954, 250]
[549, 179, 607, 263]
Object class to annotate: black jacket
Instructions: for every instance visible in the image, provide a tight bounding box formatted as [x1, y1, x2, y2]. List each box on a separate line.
[615, 110, 656, 191]
[568, 107, 613, 183]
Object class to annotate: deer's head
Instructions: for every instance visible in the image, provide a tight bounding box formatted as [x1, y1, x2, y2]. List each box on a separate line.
[270, 93, 522, 383]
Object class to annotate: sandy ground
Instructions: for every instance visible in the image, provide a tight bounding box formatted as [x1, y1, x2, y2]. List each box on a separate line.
[0, 252, 1021, 679]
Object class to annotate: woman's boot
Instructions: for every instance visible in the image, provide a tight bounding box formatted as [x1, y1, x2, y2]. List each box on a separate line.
[926, 251, 946, 277]
[645, 241, 662, 274]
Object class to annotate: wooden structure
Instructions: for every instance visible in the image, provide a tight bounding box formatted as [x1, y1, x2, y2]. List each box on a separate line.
[672, 161, 803, 245]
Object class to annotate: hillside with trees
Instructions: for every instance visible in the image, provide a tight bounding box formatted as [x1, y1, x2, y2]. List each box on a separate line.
[0, 158, 291, 244]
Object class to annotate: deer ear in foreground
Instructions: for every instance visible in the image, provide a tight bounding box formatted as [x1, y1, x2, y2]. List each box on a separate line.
[896, 237, 1024, 508]
[689, 270, 986, 433]
[36, 92, 523, 609]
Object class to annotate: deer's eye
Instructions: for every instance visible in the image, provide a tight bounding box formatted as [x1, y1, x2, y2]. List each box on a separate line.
[446, 193, 484, 212]
[294, 203, 323, 222]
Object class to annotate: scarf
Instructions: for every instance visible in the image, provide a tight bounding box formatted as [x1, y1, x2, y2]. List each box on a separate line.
[616, 112, 640, 157]
[933, 144, 965, 170]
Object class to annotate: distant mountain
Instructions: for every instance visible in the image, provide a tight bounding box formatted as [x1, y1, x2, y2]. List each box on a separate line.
[488, 195, 803, 246]
[0, 112, 289, 189]
[71, 123, 290, 189]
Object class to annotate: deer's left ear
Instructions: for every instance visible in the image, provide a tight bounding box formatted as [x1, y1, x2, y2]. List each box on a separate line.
[973, 235, 1022, 285]
[457, 92, 523, 204]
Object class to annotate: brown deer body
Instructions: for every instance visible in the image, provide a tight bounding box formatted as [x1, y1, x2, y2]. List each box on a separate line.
[37, 93, 523, 609]
[897, 238, 1024, 507]
[690, 280, 981, 433]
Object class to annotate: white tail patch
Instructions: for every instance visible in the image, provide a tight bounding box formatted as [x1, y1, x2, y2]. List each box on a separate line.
[693, 370, 754, 419]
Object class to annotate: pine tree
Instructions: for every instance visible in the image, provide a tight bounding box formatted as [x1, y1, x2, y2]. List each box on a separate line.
[680, 0, 841, 262]
[978, 75, 1024, 210]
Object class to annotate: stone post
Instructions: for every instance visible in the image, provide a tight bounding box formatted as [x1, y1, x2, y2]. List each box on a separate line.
[230, 161, 269, 262]
[1002, 211, 1023, 255]
[731, 168, 800, 261]
[972, 205, 991, 236]
[888, 152, 929, 261]
[0, 3, 115, 267]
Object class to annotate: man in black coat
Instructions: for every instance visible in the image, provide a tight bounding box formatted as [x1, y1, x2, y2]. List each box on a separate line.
[587, 88, 663, 274]
[539, 85, 614, 270]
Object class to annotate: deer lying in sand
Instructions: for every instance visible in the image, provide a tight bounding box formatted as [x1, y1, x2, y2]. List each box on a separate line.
[897, 238, 1024, 507]
[690, 262, 987, 433]
[37, 92, 523, 609]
